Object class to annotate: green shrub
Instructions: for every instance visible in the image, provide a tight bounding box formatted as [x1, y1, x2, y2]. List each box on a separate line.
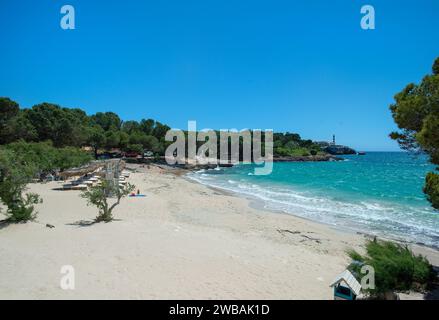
[0, 141, 91, 223]
[0, 149, 42, 222]
[274, 147, 290, 157]
[348, 240, 435, 296]
[81, 180, 135, 222]
[4, 140, 92, 174]
[126, 143, 143, 154]
[56, 146, 93, 171]
[2, 192, 42, 222]
[424, 172, 439, 209]
[301, 151, 310, 156]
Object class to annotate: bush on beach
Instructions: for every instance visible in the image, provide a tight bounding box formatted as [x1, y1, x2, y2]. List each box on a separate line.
[0, 141, 92, 223]
[81, 180, 135, 223]
[347, 239, 436, 298]
[3, 140, 93, 174]
[0, 148, 42, 222]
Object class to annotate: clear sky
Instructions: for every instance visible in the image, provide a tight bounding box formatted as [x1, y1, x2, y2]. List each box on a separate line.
[1, 0, 439, 151]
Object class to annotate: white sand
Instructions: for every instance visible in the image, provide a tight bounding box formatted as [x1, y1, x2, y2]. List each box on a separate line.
[0, 164, 438, 299]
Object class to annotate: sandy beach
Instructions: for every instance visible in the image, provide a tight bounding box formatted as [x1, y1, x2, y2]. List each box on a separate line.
[0, 164, 438, 300]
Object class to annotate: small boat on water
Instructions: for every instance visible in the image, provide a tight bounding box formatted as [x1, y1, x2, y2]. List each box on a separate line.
[358, 151, 366, 155]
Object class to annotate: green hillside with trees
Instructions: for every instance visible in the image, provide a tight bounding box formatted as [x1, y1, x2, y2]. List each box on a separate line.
[0, 98, 171, 158]
[0, 97, 323, 159]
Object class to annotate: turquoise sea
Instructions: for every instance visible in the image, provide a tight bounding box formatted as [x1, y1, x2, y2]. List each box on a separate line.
[188, 152, 439, 247]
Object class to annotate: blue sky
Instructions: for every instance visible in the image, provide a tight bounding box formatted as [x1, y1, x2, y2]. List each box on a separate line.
[1, 0, 438, 151]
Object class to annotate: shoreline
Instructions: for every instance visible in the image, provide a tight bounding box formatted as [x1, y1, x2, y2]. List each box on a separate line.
[183, 165, 439, 253]
[185, 174, 358, 236]
[159, 162, 439, 263]
[190, 175, 439, 250]
[162, 163, 439, 267]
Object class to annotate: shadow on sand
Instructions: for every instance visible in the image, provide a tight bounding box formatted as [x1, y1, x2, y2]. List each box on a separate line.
[66, 218, 122, 228]
[0, 219, 11, 230]
[51, 187, 68, 191]
[66, 220, 97, 227]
